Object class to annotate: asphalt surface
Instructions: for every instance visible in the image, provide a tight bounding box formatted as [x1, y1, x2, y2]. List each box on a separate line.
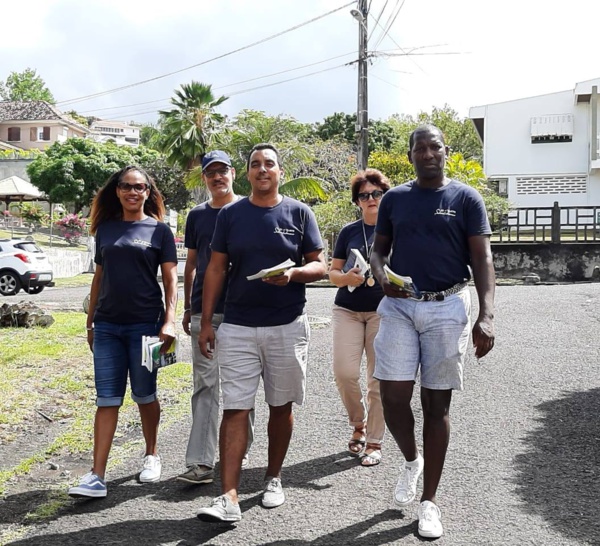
[4, 283, 600, 545]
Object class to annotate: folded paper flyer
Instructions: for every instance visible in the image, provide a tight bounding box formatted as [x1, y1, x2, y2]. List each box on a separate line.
[383, 265, 423, 300]
[246, 258, 296, 281]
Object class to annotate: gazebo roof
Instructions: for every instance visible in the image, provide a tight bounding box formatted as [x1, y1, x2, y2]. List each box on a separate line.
[0, 176, 45, 201]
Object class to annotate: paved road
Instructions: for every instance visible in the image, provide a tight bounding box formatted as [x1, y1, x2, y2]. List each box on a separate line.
[5, 284, 600, 545]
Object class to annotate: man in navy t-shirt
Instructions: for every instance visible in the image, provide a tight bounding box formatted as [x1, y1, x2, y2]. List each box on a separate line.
[177, 150, 254, 486]
[196, 143, 326, 523]
[371, 125, 496, 539]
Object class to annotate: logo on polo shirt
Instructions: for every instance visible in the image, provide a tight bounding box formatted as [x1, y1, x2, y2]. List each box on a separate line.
[133, 238, 152, 247]
[274, 227, 296, 236]
[434, 208, 456, 217]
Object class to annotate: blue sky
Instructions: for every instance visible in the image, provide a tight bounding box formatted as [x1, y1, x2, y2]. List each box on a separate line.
[2, 0, 598, 125]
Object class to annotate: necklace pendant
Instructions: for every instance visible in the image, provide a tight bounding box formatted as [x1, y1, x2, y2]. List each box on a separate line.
[366, 277, 375, 287]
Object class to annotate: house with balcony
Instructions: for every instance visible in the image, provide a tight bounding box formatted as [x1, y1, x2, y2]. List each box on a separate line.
[89, 120, 140, 147]
[0, 101, 90, 151]
[469, 78, 600, 213]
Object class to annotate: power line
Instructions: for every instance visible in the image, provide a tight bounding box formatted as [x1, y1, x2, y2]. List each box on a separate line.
[77, 51, 355, 117]
[56, 1, 355, 108]
[101, 62, 352, 121]
[367, 0, 389, 43]
[373, 0, 405, 51]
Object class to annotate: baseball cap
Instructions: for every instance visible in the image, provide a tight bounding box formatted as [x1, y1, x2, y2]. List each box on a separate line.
[202, 150, 232, 171]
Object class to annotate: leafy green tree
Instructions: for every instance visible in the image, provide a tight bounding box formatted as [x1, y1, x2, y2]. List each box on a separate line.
[368, 150, 414, 185]
[314, 112, 356, 143]
[158, 81, 227, 171]
[416, 105, 482, 161]
[0, 68, 55, 103]
[386, 106, 482, 160]
[293, 138, 356, 192]
[314, 112, 400, 153]
[140, 123, 163, 151]
[312, 190, 357, 253]
[143, 155, 191, 212]
[26, 138, 175, 213]
[196, 109, 329, 202]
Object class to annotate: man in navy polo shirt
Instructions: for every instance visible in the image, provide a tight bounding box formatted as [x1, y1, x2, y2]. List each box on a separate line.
[196, 143, 326, 522]
[371, 124, 495, 539]
[177, 150, 254, 486]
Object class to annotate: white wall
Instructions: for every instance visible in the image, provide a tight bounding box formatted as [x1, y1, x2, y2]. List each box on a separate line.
[482, 91, 589, 177]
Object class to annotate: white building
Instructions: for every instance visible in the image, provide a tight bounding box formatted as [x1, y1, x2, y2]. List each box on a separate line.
[89, 120, 140, 147]
[469, 78, 600, 210]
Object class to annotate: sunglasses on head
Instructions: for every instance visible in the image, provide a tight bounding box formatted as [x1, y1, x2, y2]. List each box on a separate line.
[357, 190, 384, 202]
[117, 182, 149, 193]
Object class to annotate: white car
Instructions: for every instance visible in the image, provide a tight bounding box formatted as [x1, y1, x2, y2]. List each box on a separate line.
[0, 239, 54, 296]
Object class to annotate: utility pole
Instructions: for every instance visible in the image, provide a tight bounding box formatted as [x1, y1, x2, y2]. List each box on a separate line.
[354, 0, 369, 171]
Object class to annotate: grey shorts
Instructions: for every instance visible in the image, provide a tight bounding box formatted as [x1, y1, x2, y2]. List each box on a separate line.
[216, 314, 310, 410]
[373, 290, 471, 390]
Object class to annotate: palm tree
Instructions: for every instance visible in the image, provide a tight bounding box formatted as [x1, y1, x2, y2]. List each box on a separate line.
[158, 81, 228, 171]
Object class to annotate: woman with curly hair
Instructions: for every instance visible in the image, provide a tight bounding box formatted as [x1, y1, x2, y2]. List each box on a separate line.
[329, 168, 390, 466]
[68, 166, 178, 498]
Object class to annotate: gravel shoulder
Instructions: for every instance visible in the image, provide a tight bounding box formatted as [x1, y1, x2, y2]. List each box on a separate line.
[2, 284, 600, 545]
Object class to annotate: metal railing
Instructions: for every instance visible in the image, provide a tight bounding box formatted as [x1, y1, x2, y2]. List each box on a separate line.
[491, 202, 600, 243]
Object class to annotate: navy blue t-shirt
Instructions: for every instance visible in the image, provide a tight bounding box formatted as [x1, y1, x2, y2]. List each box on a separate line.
[184, 202, 226, 315]
[211, 196, 324, 327]
[94, 218, 178, 324]
[376, 179, 491, 292]
[333, 220, 384, 312]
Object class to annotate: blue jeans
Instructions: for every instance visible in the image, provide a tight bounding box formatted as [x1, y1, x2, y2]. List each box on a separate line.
[93, 321, 161, 407]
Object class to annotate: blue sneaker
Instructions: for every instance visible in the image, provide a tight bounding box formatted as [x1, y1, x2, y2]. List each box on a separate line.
[68, 472, 107, 498]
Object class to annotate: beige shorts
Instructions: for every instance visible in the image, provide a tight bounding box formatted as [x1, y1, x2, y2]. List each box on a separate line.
[216, 314, 310, 410]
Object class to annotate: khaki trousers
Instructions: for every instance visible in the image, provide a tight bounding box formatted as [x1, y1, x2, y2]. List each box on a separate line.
[332, 305, 385, 445]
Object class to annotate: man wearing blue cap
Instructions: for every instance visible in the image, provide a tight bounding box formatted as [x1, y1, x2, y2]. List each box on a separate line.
[177, 150, 254, 485]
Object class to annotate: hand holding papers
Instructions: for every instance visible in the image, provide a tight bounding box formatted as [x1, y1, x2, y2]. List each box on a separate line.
[141, 335, 179, 372]
[383, 265, 423, 300]
[348, 249, 369, 293]
[246, 258, 295, 281]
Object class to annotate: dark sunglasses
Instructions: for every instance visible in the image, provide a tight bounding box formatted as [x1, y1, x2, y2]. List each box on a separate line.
[118, 182, 149, 193]
[357, 190, 384, 202]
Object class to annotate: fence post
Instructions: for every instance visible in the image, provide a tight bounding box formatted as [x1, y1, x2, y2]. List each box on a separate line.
[551, 201, 561, 243]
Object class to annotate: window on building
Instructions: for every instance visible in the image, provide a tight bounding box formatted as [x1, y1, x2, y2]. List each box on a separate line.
[30, 127, 38, 141]
[530, 114, 573, 143]
[39, 127, 51, 141]
[7, 127, 21, 141]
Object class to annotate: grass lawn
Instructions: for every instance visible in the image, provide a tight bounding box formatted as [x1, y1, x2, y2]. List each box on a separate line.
[0, 309, 192, 543]
[0, 228, 88, 251]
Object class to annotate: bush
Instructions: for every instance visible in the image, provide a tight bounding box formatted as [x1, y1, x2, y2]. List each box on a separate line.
[20, 203, 49, 229]
[55, 213, 87, 245]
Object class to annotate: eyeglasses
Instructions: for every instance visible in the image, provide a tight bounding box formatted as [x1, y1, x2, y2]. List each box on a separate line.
[203, 167, 230, 178]
[117, 182, 149, 193]
[357, 190, 384, 202]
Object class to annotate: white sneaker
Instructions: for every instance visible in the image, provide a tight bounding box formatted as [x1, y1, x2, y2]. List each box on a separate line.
[394, 454, 424, 507]
[139, 454, 162, 483]
[197, 495, 242, 522]
[418, 500, 443, 538]
[262, 476, 285, 508]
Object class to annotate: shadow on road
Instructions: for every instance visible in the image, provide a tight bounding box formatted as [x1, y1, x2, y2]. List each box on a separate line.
[513, 387, 600, 543]
[4, 451, 412, 545]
